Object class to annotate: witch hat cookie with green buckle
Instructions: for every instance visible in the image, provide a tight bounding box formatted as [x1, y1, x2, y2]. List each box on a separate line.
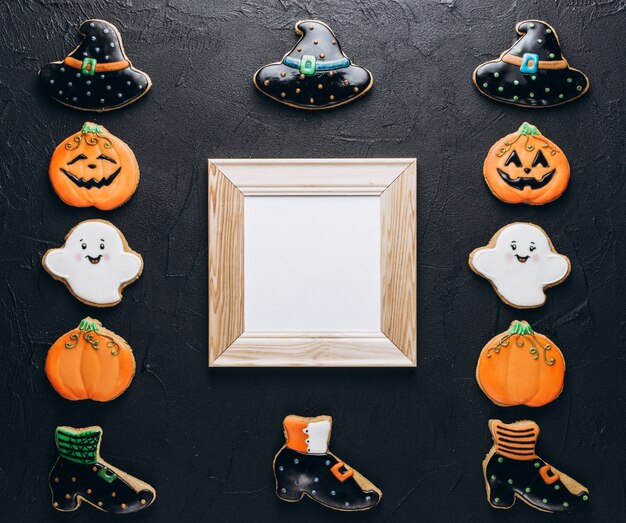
[274, 415, 382, 511]
[254, 20, 373, 110]
[473, 20, 589, 107]
[39, 19, 152, 111]
[49, 426, 156, 513]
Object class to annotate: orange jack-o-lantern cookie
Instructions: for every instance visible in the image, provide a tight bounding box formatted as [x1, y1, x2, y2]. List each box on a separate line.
[476, 320, 565, 407]
[484, 122, 569, 205]
[49, 122, 139, 210]
[45, 318, 135, 402]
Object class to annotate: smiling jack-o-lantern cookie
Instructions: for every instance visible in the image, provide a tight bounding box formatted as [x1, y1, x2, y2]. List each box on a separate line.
[254, 20, 373, 110]
[484, 123, 569, 205]
[43, 220, 143, 307]
[50, 122, 139, 210]
[473, 20, 589, 107]
[39, 19, 151, 111]
[469, 223, 570, 308]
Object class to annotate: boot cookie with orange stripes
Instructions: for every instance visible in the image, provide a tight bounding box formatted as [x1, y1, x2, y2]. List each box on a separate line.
[483, 419, 589, 512]
[273, 415, 382, 511]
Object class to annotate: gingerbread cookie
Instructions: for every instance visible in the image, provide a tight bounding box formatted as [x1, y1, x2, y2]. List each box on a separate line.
[484, 123, 570, 205]
[50, 426, 155, 513]
[43, 220, 143, 307]
[473, 20, 589, 107]
[254, 20, 373, 110]
[39, 19, 151, 111]
[483, 419, 589, 512]
[274, 415, 381, 511]
[46, 318, 135, 402]
[469, 223, 570, 308]
[49, 122, 139, 210]
[476, 321, 565, 407]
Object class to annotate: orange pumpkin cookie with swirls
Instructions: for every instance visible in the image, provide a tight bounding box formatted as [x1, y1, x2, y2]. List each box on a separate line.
[49, 122, 139, 210]
[45, 317, 135, 402]
[476, 320, 565, 407]
[484, 122, 569, 205]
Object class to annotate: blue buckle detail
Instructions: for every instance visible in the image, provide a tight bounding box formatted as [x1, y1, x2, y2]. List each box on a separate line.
[520, 53, 539, 74]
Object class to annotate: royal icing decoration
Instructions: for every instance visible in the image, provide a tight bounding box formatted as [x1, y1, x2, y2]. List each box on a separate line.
[50, 426, 156, 513]
[476, 321, 565, 407]
[254, 20, 373, 110]
[39, 19, 152, 111]
[473, 20, 589, 107]
[46, 318, 135, 402]
[43, 220, 143, 307]
[469, 222, 570, 308]
[484, 420, 589, 512]
[484, 123, 570, 205]
[274, 415, 381, 511]
[49, 122, 139, 210]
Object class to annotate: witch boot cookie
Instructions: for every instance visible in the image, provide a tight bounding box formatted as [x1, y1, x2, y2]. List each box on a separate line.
[473, 20, 589, 107]
[254, 20, 373, 110]
[39, 19, 152, 111]
[50, 426, 155, 513]
[484, 420, 589, 512]
[273, 415, 381, 511]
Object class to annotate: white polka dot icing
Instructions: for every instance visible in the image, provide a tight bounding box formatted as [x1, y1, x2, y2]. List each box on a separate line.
[43, 220, 143, 307]
[469, 222, 570, 308]
[38, 19, 152, 111]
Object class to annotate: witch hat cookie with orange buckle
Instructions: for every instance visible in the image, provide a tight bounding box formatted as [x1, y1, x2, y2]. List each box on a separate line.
[483, 420, 589, 512]
[254, 20, 373, 110]
[39, 19, 152, 111]
[274, 415, 381, 511]
[473, 20, 589, 107]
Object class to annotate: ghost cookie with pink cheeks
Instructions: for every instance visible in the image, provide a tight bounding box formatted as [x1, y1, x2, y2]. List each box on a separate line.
[43, 219, 143, 307]
[469, 222, 570, 308]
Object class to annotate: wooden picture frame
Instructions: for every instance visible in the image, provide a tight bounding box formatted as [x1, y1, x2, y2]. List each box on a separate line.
[208, 159, 417, 367]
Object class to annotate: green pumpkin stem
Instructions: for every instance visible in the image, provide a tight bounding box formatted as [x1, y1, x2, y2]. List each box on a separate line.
[508, 320, 534, 336]
[81, 122, 104, 135]
[78, 317, 101, 332]
[518, 122, 541, 136]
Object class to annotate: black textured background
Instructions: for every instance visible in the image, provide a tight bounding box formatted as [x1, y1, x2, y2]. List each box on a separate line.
[1, 1, 625, 521]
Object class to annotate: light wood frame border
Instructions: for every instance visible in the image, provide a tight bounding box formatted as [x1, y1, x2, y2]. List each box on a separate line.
[209, 159, 417, 367]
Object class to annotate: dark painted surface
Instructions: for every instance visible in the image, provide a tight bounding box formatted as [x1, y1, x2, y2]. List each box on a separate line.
[0, 1, 624, 521]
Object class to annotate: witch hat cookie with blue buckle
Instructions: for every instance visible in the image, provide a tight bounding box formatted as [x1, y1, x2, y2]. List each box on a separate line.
[254, 20, 373, 110]
[39, 20, 152, 112]
[473, 20, 589, 108]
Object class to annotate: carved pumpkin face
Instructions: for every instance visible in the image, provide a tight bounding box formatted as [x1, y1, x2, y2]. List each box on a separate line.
[49, 122, 139, 210]
[45, 318, 135, 402]
[483, 123, 569, 205]
[476, 321, 565, 407]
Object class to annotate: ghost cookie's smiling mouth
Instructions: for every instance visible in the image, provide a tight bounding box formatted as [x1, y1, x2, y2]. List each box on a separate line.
[86, 255, 102, 264]
[515, 254, 530, 263]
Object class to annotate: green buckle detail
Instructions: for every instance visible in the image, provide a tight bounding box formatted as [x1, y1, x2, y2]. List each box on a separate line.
[82, 57, 97, 76]
[98, 467, 117, 483]
[300, 55, 316, 75]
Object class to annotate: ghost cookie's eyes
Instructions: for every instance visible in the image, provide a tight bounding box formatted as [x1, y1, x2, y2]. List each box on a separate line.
[81, 242, 87, 250]
[100, 242, 105, 250]
[510, 242, 517, 251]
[529, 243, 536, 252]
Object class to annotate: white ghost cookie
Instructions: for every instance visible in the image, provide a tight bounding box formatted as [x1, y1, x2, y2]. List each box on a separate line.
[469, 222, 570, 308]
[43, 219, 143, 307]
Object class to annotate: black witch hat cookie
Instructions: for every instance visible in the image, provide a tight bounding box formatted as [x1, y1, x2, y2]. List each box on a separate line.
[254, 20, 373, 110]
[473, 20, 589, 108]
[39, 20, 152, 111]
